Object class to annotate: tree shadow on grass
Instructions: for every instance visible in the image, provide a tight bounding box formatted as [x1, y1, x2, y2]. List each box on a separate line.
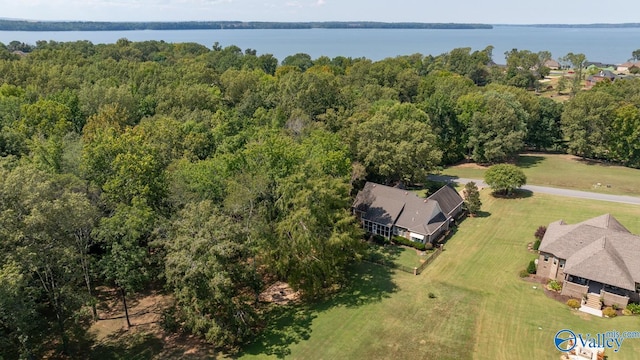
[240, 304, 317, 359]
[517, 155, 545, 168]
[491, 189, 533, 199]
[87, 330, 164, 360]
[240, 262, 397, 358]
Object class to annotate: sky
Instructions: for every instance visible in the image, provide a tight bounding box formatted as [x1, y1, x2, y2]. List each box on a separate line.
[1, 0, 639, 24]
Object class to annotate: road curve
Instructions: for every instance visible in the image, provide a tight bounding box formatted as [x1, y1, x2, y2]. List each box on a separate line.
[428, 175, 640, 206]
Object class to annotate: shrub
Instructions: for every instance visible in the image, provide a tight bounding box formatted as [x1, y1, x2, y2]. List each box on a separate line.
[603, 307, 617, 318]
[547, 279, 562, 291]
[527, 259, 536, 274]
[160, 306, 180, 333]
[566, 299, 581, 309]
[534, 226, 547, 241]
[519, 269, 530, 278]
[392, 236, 427, 251]
[622, 309, 632, 316]
[626, 303, 640, 314]
[424, 242, 434, 251]
[428, 292, 436, 299]
[533, 239, 541, 251]
[372, 234, 389, 245]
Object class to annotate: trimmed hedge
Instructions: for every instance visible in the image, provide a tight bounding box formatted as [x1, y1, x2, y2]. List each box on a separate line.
[392, 236, 427, 251]
[527, 259, 536, 274]
[533, 239, 541, 251]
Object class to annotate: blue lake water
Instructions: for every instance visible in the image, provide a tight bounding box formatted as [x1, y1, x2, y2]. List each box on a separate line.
[1, 26, 639, 64]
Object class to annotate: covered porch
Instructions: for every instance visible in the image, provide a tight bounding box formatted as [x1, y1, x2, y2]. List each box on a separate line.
[562, 275, 630, 309]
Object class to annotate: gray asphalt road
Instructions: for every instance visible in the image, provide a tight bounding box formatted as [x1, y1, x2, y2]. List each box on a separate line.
[428, 175, 640, 206]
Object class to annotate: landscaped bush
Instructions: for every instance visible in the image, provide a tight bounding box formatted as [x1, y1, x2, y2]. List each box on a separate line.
[519, 269, 530, 278]
[534, 226, 547, 241]
[603, 307, 617, 317]
[622, 309, 632, 316]
[372, 234, 390, 245]
[424, 242, 434, 251]
[392, 236, 427, 251]
[566, 299, 581, 309]
[527, 259, 536, 274]
[533, 239, 541, 251]
[547, 279, 562, 291]
[626, 303, 640, 314]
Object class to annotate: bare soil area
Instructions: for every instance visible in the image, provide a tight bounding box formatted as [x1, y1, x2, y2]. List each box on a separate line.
[87, 286, 219, 359]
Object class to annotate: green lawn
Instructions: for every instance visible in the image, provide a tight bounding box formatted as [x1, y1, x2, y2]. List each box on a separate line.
[440, 153, 640, 196]
[240, 190, 640, 360]
[366, 243, 431, 270]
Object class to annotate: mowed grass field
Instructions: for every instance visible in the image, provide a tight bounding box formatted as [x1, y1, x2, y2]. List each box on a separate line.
[240, 190, 640, 360]
[440, 153, 640, 196]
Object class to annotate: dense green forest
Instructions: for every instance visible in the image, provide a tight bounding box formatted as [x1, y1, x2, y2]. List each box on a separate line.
[1, 38, 640, 358]
[0, 20, 492, 31]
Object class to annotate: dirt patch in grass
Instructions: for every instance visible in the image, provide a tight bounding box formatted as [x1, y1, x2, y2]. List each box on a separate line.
[453, 162, 488, 169]
[259, 282, 301, 305]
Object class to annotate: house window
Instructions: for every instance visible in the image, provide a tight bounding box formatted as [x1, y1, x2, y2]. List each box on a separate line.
[543, 254, 549, 262]
[636, 283, 640, 293]
[559, 260, 565, 269]
[553, 258, 557, 265]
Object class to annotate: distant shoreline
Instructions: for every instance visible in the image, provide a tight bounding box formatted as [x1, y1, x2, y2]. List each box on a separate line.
[0, 20, 492, 31]
[498, 23, 640, 28]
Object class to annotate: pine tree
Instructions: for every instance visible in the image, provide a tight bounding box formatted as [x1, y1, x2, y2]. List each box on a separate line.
[463, 181, 482, 216]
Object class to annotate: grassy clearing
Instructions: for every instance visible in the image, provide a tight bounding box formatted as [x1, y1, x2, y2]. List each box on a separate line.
[441, 153, 640, 196]
[241, 190, 640, 360]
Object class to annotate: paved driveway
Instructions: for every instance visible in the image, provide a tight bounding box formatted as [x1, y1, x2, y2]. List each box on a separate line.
[428, 175, 640, 206]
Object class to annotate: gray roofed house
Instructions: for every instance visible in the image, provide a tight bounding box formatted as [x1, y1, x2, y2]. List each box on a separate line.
[426, 185, 465, 219]
[536, 214, 640, 309]
[352, 182, 464, 244]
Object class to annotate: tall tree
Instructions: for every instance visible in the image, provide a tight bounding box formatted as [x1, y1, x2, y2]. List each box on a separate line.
[560, 52, 587, 96]
[484, 164, 527, 196]
[95, 198, 155, 328]
[608, 104, 640, 167]
[459, 91, 527, 164]
[421, 71, 474, 164]
[561, 91, 615, 159]
[166, 201, 260, 348]
[0, 164, 96, 354]
[463, 181, 482, 216]
[355, 102, 441, 184]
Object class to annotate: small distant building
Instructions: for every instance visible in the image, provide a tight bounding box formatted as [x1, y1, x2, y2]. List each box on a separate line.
[352, 182, 464, 244]
[585, 70, 617, 88]
[544, 59, 561, 70]
[584, 61, 615, 69]
[617, 61, 640, 72]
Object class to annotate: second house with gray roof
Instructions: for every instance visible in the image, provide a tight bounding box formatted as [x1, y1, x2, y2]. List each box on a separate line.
[352, 182, 464, 244]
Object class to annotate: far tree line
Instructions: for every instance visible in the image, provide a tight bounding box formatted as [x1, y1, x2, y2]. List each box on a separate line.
[1, 39, 639, 357]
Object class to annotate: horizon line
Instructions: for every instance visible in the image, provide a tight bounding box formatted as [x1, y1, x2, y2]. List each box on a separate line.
[1, 18, 640, 27]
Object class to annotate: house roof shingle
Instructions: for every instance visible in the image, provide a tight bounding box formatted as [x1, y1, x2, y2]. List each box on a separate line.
[352, 182, 457, 237]
[539, 214, 640, 291]
[427, 185, 464, 218]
